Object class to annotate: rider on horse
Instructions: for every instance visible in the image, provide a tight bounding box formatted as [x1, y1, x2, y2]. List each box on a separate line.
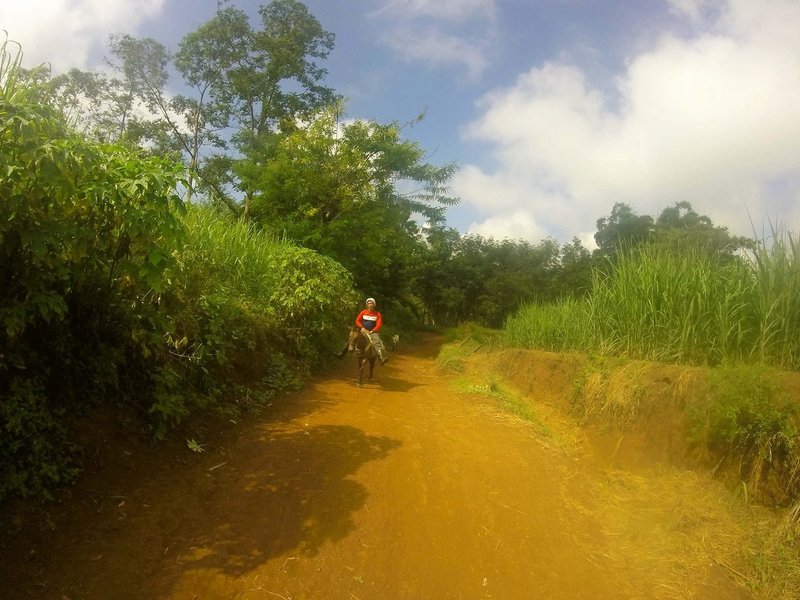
[337, 297, 389, 364]
[356, 297, 388, 364]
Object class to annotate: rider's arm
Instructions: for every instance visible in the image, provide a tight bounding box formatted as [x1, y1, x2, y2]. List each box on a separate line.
[355, 310, 366, 329]
[372, 311, 383, 332]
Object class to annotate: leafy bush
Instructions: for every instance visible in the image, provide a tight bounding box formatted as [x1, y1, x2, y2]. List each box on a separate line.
[148, 206, 360, 433]
[1, 40, 185, 499]
[690, 366, 799, 501]
[0, 379, 79, 501]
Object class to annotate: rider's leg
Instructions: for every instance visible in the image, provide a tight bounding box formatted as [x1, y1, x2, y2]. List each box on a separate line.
[371, 333, 388, 364]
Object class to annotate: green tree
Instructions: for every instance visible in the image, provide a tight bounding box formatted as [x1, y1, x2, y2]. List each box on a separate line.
[172, 6, 250, 204]
[594, 202, 654, 260]
[249, 104, 458, 308]
[551, 237, 593, 298]
[219, 0, 339, 217]
[653, 201, 753, 260]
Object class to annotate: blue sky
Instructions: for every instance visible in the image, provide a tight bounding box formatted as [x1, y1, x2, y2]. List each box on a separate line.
[3, 0, 800, 246]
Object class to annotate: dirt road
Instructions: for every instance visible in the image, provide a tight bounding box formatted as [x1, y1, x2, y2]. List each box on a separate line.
[2, 334, 750, 599]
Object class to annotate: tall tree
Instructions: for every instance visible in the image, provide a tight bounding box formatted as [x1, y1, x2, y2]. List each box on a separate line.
[172, 5, 251, 206]
[653, 201, 753, 259]
[594, 202, 654, 260]
[222, 0, 339, 217]
[248, 104, 458, 305]
[34, 1, 339, 212]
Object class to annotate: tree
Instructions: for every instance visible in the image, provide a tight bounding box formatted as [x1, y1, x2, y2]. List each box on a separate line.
[552, 237, 593, 299]
[172, 4, 251, 205]
[248, 104, 458, 307]
[594, 202, 654, 260]
[653, 201, 753, 260]
[221, 0, 339, 217]
[1, 47, 186, 498]
[32, 1, 339, 212]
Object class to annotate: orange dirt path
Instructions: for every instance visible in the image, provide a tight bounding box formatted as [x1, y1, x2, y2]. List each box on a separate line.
[1, 334, 748, 599]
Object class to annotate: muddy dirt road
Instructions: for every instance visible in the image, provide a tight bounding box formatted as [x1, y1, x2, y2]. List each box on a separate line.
[2, 335, 750, 599]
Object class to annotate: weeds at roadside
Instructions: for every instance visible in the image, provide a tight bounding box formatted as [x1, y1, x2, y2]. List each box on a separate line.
[452, 377, 558, 444]
[437, 344, 470, 372]
[572, 359, 650, 426]
[442, 327, 800, 597]
[438, 324, 506, 372]
[580, 465, 800, 600]
[687, 365, 800, 505]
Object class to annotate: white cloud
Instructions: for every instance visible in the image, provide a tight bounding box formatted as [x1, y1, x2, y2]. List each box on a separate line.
[468, 209, 548, 243]
[386, 26, 488, 80]
[456, 0, 800, 242]
[665, 0, 718, 23]
[0, 0, 165, 72]
[374, 0, 496, 78]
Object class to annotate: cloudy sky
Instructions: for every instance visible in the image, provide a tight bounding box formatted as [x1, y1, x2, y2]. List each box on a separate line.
[3, 0, 799, 246]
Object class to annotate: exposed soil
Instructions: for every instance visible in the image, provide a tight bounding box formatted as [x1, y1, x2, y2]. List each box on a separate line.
[1, 334, 754, 599]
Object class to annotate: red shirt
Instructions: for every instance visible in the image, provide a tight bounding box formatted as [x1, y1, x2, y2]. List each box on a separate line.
[356, 309, 383, 332]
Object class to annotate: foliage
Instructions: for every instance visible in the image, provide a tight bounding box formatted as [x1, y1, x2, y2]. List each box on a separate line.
[594, 201, 751, 265]
[22, 1, 338, 212]
[588, 243, 753, 364]
[156, 206, 359, 433]
[0, 379, 79, 501]
[419, 233, 592, 328]
[1, 36, 186, 500]
[505, 297, 595, 353]
[247, 103, 458, 320]
[748, 227, 800, 369]
[653, 201, 754, 259]
[594, 202, 654, 260]
[210, 0, 340, 215]
[687, 366, 800, 503]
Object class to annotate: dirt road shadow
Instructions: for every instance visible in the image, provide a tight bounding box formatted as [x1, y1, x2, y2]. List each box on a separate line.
[151, 424, 400, 595]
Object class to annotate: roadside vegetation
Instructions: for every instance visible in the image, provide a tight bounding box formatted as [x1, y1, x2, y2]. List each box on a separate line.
[3, 0, 800, 590]
[504, 232, 800, 500]
[500, 221, 800, 590]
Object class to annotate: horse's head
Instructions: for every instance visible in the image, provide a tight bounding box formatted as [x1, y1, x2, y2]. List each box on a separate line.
[347, 326, 360, 352]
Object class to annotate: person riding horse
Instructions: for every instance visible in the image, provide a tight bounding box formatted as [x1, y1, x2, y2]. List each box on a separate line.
[337, 297, 389, 364]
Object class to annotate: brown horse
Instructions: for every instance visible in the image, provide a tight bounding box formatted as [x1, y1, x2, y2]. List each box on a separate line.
[347, 325, 378, 386]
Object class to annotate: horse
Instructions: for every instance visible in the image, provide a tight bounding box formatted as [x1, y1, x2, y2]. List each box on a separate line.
[347, 325, 378, 386]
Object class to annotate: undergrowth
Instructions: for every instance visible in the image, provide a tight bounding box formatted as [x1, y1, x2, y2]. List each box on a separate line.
[689, 365, 800, 505]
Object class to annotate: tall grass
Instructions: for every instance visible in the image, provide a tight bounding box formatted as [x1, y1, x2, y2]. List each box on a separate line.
[144, 206, 361, 435]
[505, 232, 800, 506]
[589, 244, 754, 365]
[750, 231, 800, 369]
[175, 205, 359, 362]
[179, 206, 286, 310]
[506, 233, 800, 371]
[1, 34, 23, 99]
[505, 297, 595, 354]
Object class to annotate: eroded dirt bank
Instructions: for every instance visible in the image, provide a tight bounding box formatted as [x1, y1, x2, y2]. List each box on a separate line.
[1, 334, 754, 599]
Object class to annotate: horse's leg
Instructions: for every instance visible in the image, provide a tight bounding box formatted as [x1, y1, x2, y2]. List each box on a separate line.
[368, 357, 375, 380]
[358, 357, 365, 386]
